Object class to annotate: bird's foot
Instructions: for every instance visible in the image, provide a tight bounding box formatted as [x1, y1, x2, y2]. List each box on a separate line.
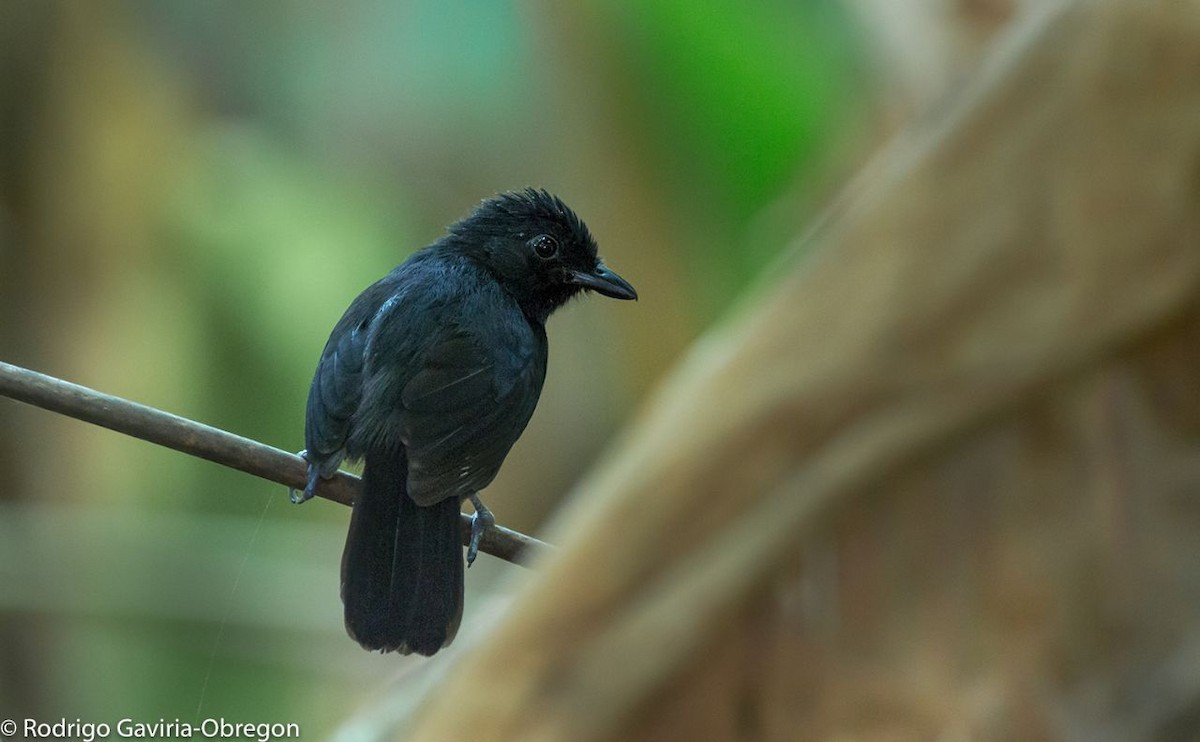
[466, 494, 495, 567]
[289, 450, 320, 504]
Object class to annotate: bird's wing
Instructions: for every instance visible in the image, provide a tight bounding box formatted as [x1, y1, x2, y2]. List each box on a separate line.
[304, 277, 398, 475]
[397, 322, 546, 506]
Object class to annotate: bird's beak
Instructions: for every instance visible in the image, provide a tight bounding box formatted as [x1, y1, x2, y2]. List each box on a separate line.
[568, 263, 638, 301]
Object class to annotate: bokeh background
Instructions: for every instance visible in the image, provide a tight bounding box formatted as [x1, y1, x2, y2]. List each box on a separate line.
[0, 1, 866, 735]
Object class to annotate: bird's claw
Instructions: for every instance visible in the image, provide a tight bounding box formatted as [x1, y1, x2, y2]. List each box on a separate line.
[466, 495, 495, 567]
[289, 450, 319, 504]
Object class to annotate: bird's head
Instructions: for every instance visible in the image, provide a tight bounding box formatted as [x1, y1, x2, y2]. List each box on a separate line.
[448, 188, 637, 323]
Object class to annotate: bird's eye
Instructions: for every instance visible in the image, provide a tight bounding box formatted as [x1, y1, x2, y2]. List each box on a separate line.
[530, 234, 558, 259]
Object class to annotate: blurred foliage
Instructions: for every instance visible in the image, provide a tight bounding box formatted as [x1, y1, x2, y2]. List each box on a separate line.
[606, 0, 857, 303]
[0, 0, 865, 737]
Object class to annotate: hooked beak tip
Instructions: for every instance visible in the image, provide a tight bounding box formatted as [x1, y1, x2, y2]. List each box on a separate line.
[569, 264, 638, 301]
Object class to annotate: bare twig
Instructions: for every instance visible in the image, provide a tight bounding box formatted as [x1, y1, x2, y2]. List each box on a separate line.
[0, 360, 547, 564]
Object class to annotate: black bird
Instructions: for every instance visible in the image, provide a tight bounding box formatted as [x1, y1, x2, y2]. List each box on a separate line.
[295, 189, 636, 655]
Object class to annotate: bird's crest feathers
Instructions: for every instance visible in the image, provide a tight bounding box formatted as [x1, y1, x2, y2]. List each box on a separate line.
[449, 188, 598, 260]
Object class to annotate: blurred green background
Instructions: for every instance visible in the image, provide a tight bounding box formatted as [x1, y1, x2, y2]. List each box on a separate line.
[0, 1, 864, 736]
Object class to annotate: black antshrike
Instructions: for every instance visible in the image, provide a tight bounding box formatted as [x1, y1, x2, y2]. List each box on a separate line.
[295, 189, 636, 655]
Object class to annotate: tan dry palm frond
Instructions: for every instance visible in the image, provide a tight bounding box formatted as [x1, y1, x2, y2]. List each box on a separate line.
[348, 1, 1200, 739]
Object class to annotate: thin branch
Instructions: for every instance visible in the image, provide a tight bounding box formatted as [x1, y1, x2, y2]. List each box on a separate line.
[0, 360, 547, 565]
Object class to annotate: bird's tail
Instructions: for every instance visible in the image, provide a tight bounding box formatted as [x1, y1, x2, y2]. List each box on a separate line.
[341, 445, 464, 655]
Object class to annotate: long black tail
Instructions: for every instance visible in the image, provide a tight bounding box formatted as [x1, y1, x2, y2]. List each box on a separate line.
[341, 445, 464, 655]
